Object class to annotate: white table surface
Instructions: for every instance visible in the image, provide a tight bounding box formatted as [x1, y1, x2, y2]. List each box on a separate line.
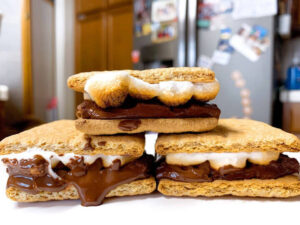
[1, 153, 300, 225]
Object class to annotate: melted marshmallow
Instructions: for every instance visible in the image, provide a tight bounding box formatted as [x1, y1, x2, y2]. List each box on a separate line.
[84, 71, 219, 102]
[166, 152, 280, 170]
[1, 148, 136, 179]
[84, 71, 129, 102]
[129, 75, 159, 96]
[159, 81, 194, 97]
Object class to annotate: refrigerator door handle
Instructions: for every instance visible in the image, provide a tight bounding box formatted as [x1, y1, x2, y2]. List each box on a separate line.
[187, 0, 197, 67]
[177, 0, 187, 67]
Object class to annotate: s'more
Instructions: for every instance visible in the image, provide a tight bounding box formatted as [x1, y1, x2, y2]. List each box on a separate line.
[156, 119, 300, 198]
[0, 120, 156, 206]
[67, 67, 221, 135]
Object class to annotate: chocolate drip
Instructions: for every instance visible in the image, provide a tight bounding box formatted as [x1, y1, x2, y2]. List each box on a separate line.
[83, 136, 93, 151]
[118, 119, 141, 131]
[77, 98, 221, 120]
[57, 154, 153, 206]
[156, 154, 300, 182]
[3, 154, 154, 206]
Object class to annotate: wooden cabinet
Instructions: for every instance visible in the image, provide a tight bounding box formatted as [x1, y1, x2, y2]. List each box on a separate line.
[107, 5, 133, 70]
[108, 0, 132, 7]
[75, 0, 133, 106]
[76, 13, 107, 72]
[75, 0, 133, 73]
[75, 0, 107, 14]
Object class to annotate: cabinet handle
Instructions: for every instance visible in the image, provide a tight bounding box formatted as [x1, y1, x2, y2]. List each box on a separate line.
[77, 13, 87, 21]
[77, 9, 102, 21]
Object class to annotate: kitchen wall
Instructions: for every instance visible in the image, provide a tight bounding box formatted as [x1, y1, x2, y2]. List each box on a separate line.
[31, 0, 55, 122]
[0, 0, 23, 124]
[0, 0, 75, 124]
[55, 0, 75, 120]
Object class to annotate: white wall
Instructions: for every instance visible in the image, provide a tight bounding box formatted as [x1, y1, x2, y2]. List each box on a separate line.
[31, 0, 55, 122]
[31, 0, 75, 122]
[0, 0, 23, 123]
[55, 0, 75, 120]
[0, 0, 75, 123]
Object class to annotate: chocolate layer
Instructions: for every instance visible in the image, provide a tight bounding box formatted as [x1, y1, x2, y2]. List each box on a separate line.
[156, 154, 299, 182]
[77, 98, 221, 119]
[2, 156, 67, 193]
[3, 154, 154, 206]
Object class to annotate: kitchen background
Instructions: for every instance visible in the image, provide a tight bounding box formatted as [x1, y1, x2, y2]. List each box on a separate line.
[0, 0, 299, 140]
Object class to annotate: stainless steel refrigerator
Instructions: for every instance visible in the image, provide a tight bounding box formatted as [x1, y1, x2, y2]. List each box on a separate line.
[133, 0, 274, 123]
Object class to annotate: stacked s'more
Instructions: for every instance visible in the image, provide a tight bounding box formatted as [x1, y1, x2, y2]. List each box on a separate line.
[156, 119, 300, 198]
[0, 121, 155, 206]
[67, 67, 221, 135]
[66, 67, 221, 202]
[0, 67, 220, 206]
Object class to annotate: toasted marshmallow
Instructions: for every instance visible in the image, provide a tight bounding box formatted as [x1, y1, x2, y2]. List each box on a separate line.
[1, 148, 137, 179]
[84, 71, 130, 108]
[165, 152, 280, 170]
[247, 152, 280, 165]
[194, 80, 220, 101]
[54, 153, 135, 168]
[84, 72, 219, 108]
[128, 76, 159, 100]
[158, 81, 194, 106]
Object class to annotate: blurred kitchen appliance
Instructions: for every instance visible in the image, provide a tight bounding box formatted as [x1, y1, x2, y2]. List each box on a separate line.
[133, 0, 275, 123]
[280, 90, 300, 136]
[278, 0, 292, 38]
[285, 52, 300, 90]
[133, 0, 186, 69]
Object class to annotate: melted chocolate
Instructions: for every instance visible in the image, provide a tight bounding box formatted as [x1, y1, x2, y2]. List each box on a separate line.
[77, 98, 221, 119]
[118, 119, 141, 131]
[156, 154, 300, 182]
[3, 156, 66, 194]
[57, 154, 153, 206]
[3, 154, 154, 206]
[83, 136, 93, 151]
[98, 141, 106, 146]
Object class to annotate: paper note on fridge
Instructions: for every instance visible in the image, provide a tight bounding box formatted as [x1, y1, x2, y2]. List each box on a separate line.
[229, 24, 270, 62]
[212, 28, 234, 65]
[198, 55, 214, 69]
[232, 0, 277, 19]
[151, 0, 177, 23]
[212, 51, 232, 65]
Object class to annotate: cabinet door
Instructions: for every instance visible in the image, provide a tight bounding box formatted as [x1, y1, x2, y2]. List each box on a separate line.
[108, 0, 132, 8]
[107, 5, 133, 70]
[76, 0, 107, 14]
[75, 13, 107, 73]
